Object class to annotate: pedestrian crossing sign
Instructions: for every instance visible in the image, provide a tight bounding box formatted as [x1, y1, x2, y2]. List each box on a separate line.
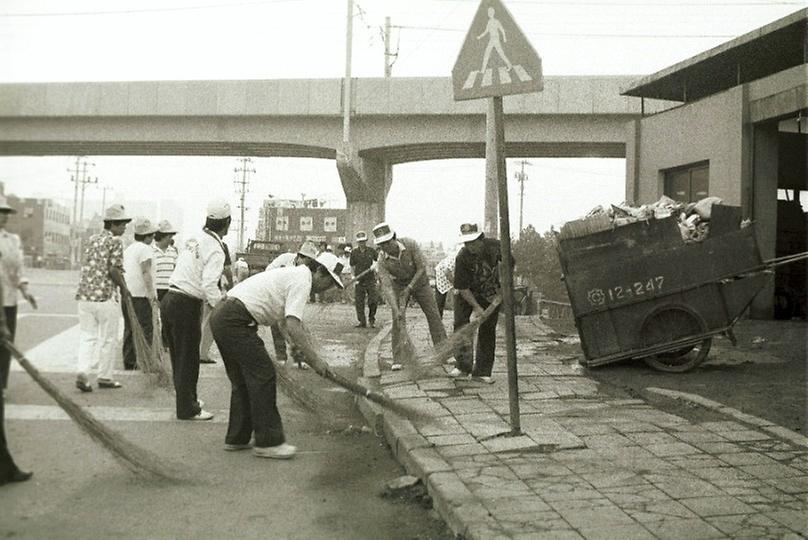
[452, 0, 543, 101]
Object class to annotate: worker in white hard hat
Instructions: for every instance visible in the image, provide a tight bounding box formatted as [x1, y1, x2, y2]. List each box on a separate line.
[121, 217, 158, 371]
[209, 242, 344, 460]
[160, 198, 231, 421]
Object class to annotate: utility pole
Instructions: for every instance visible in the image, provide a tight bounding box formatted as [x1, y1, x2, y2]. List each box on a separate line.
[66, 156, 94, 265]
[343, 0, 354, 143]
[234, 157, 255, 253]
[514, 160, 531, 237]
[383, 16, 392, 78]
[99, 185, 113, 215]
[79, 172, 98, 225]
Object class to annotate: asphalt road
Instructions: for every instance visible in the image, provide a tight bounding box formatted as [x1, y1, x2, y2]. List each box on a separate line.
[543, 316, 807, 434]
[1, 269, 452, 540]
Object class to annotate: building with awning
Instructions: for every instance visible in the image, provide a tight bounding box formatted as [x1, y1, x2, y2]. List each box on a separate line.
[622, 8, 807, 319]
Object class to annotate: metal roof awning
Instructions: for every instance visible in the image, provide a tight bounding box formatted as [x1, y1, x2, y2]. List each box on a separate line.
[622, 8, 807, 102]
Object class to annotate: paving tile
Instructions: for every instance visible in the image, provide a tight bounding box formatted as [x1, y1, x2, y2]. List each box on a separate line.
[578, 524, 655, 540]
[560, 422, 618, 437]
[508, 460, 574, 479]
[665, 455, 727, 469]
[690, 466, 756, 485]
[550, 499, 635, 529]
[716, 452, 778, 466]
[526, 475, 602, 502]
[740, 463, 802, 479]
[691, 441, 746, 454]
[481, 435, 539, 453]
[764, 509, 808, 534]
[679, 495, 756, 517]
[436, 442, 488, 458]
[625, 431, 680, 446]
[719, 430, 771, 442]
[706, 513, 792, 538]
[699, 421, 748, 432]
[644, 442, 702, 457]
[600, 483, 673, 506]
[644, 473, 726, 498]
[427, 433, 477, 446]
[766, 475, 808, 495]
[581, 433, 635, 449]
[672, 430, 729, 444]
[612, 422, 664, 434]
[482, 495, 552, 516]
[641, 518, 727, 540]
[416, 416, 466, 436]
[511, 528, 584, 539]
[440, 397, 496, 415]
[580, 470, 649, 489]
[624, 499, 699, 523]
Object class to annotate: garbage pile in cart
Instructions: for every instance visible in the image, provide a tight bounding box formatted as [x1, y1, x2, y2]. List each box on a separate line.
[559, 195, 750, 242]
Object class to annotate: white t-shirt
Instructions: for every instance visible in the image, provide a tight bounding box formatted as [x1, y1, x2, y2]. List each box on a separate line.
[123, 241, 154, 297]
[228, 265, 312, 326]
[266, 252, 297, 270]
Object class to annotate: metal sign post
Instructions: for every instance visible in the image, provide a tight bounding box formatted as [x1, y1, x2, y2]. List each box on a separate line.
[453, 0, 543, 434]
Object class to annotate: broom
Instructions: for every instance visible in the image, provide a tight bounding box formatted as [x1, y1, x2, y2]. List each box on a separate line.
[419, 296, 502, 369]
[376, 266, 421, 367]
[148, 300, 173, 390]
[123, 295, 172, 390]
[281, 324, 435, 423]
[3, 340, 186, 482]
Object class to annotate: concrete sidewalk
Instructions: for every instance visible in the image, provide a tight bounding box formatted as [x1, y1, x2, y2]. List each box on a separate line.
[356, 314, 808, 539]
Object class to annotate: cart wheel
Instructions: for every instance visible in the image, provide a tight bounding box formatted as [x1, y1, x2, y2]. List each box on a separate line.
[640, 306, 712, 373]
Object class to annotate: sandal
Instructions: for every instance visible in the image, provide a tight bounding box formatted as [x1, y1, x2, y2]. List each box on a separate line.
[98, 379, 122, 389]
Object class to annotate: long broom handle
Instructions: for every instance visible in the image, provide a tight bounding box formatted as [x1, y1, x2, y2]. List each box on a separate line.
[2, 340, 183, 481]
[341, 266, 374, 288]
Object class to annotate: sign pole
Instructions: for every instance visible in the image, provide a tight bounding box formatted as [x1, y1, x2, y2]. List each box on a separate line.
[491, 96, 521, 434]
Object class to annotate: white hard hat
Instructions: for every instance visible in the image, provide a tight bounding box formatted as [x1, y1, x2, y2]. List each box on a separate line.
[132, 216, 158, 236]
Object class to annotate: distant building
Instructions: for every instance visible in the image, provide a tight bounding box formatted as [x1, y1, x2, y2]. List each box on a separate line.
[5, 195, 71, 268]
[255, 197, 347, 250]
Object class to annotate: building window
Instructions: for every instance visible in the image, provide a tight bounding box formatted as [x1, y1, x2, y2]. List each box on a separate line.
[664, 162, 709, 203]
[275, 215, 289, 231]
[300, 216, 313, 231]
[324, 216, 337, 232]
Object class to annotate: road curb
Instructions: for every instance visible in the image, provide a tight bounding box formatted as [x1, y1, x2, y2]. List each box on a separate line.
[646, 386, 808, 448]
[355, 324, 493, 538]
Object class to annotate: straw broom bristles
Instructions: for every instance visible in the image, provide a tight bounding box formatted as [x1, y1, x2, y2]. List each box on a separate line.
[282, 324, 436, 423]
[4, 340, 186, 482]
[419, 296, 502, 369]
[376, 266, 419, 367]
[123, 295, 172, 390]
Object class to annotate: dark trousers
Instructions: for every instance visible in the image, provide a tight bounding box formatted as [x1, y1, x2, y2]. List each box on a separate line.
[354, 281, 378, 325]
[453, 294, 500, 377]
[0, 306, 17, 391]
[160, 291, 203, 419]
[156, 289, 168, 302]
[211, 298, 285, 448]
[0, 397, 22, 481]
[122, 297, 153, 370]
[269, 323, 288, 361]
[435, 288, 447, 318]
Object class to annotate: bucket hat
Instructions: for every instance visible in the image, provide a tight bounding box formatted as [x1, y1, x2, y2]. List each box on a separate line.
[0, 196, 16, 214]
[297, 240, 318, 260]
[103, 204, 131, 222]
[458, 222, 483, 243]
[315, 252, 344, 289]
[133, 217, 158, 236]
[206, 198, 231, 219]
[157, 219, 177, 234]
[372, 222, 395, 244]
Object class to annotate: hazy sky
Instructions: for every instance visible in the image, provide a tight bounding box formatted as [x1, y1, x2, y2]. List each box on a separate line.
[0, 0, 804, 250]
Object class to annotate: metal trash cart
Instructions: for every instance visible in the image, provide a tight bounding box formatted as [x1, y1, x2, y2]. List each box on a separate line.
[557, 205, 807, 372]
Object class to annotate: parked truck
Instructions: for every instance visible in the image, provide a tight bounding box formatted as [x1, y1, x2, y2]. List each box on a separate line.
[235, 240, 285, 276]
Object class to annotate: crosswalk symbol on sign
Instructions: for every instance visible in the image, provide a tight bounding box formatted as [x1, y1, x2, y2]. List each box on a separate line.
[452, 0, 543, 101]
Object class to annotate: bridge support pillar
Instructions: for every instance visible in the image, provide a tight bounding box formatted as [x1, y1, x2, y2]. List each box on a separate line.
[336, 145, 392, 242]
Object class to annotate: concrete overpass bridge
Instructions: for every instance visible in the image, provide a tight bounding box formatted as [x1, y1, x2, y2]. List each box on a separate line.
[0, 76, 658, 236]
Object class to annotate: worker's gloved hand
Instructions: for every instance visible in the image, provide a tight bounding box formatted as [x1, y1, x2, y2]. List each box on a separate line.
[370, 261, 379, 272]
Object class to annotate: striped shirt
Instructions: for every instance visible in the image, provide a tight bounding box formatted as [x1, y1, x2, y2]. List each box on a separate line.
[152, 244, 178, 291]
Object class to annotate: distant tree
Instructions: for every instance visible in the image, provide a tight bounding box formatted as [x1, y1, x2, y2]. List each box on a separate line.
[511, 225, 568, 302]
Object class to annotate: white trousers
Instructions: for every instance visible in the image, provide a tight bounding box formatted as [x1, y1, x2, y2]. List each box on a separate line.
[76, 300, 120, 381]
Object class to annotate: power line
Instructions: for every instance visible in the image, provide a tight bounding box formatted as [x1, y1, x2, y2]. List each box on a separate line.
[393, 24, 738, 38]
[0, 0, 300, 18]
